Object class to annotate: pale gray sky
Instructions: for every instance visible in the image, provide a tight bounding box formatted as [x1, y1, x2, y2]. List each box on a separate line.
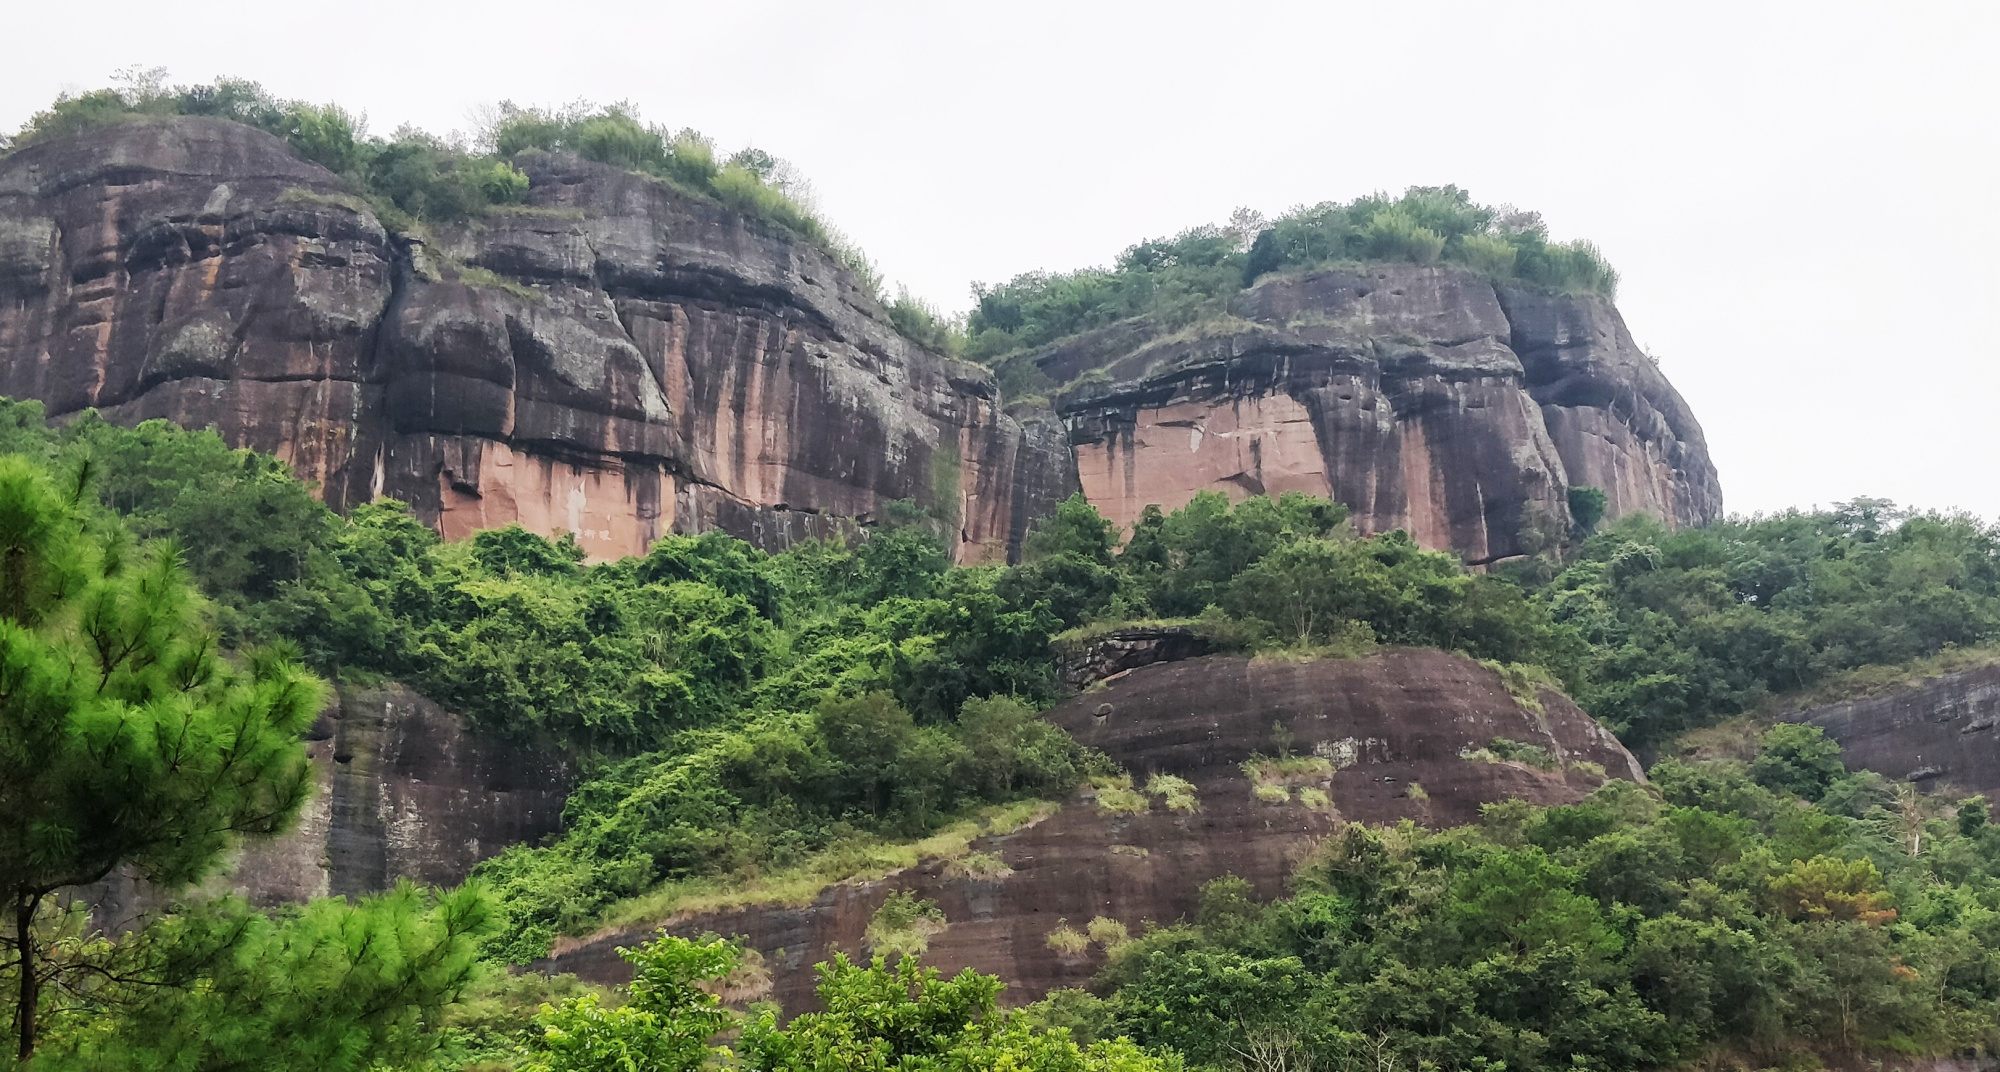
[5, 1, 1995, 522]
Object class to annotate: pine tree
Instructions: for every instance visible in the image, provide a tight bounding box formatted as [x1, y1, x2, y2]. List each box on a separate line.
[0, 457, 323, 1060]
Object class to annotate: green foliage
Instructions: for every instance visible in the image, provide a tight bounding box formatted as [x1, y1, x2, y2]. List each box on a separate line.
[1544, 504, 2000, 745]
[7, 79, 867, 280]
[0, 454, 325, 1059]
[1750, 723, 1848, 801]
[476, 692, 1083, 961]
[519, 934, 1182, 1071]
[36, 883, 494, 1072]
[742, 952, 1180, 1071]
[522, 932, 737, 1072]
[1095, 731, 2000, 1071]
[971, 186, 1618, 362]
[885, 288, 965, 355]
[1568, 485, 1609, 537]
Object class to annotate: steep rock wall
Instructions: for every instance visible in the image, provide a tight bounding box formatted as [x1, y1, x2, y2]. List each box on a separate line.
[1049, 267, 1721, 562]
[0, 117, 1067, 561]
[1783, 662, 2000, 797]
[88, 682, 571, 927]
[542, 648, 1640, 1009]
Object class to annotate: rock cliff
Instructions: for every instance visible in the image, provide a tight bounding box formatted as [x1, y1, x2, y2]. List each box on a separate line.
[0, 116, 1718, 565]
[0, 116, 1067, 562]
[1045, 267, 1721, 562]
[543, 648, 1641, 1009]
[89, 682, 572, 927]
[1782, 661, 2000, 798]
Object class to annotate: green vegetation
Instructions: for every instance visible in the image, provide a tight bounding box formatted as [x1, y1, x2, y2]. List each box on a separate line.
[2, 72, 881, 301]
[965, 187, 1618, 362]
[3, 383, 1999, 1068]
[1542, 502, 2000, 747]
[0, 451, 491, 1068]
[1027, 726, 2000, 1071]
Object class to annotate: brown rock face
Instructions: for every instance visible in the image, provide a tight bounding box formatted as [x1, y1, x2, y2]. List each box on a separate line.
[0, 118, 1720, 564]
[89, 682, 572, 926]
[543, 649, 1640, 1009]
[1783, 663, 2000, 797]
[1051, 268, 1721, 562]
[0, 117, 1068, 561]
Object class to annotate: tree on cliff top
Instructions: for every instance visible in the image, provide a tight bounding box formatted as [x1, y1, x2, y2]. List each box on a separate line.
[0, 457, 324, 1060]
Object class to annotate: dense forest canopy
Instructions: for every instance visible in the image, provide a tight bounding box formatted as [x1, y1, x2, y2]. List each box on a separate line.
[0, 401, 1994, 1067]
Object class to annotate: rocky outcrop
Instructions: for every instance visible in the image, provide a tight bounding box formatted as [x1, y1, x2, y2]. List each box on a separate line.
[0, 116, 1719, 565]
[543, 648, 1641, 1009]
[89, 683, 572, 926]
[1782, 661, 2000, 797]
[1048, 267, 1721, 562]
[0, 117, 1066, 562]
[1055, 625, 1214, 690]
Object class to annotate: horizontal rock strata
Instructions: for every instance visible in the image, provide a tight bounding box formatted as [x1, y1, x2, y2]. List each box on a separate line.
[543, 648, 1641, 1010]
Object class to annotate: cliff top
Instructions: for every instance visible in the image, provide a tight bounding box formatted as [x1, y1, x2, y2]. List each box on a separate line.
[5, 77, 1620, 382]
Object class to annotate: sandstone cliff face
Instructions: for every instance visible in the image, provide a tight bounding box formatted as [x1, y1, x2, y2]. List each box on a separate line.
[1047, 267, 1721, 562]
[1783, 662, 2000, 797]
[0, 117, 1721, 565]
[88, 682, 571, 927]
[543, 648, 1641, 1009]
[0, 117, 1068, 561]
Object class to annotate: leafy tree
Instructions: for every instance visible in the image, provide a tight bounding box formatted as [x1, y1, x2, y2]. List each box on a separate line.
[38, 883, 493, 1072]
[524, 933, 737, 1072]
[0, 457, 324, 1060]
[1749, 723, 1847, 801]
[1568, 486, 1608, 538]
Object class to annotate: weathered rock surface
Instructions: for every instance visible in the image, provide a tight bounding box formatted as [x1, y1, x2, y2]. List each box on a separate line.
[1783, 662, 2000, 797]
[90, 683, 572, 926]
[1055, 624, 1214, 690]
[543, 648, 1641, 1009]
[1048, 267, 1721, 562]
[0, 117, 1068, 561]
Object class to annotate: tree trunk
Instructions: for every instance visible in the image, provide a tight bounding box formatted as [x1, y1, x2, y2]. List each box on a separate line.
[14, 893, 35, 1063]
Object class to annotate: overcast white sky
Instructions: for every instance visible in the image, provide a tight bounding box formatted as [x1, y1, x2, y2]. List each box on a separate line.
[5, 1, 1995, 521]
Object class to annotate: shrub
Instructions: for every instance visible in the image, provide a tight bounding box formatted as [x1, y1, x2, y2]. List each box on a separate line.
[1254, 784, 1291, 804]
[1097, 786, 1150, 816]
[1361, 208, 1446, 263]
[1045, 920, 1091, 958]
[865, 891, 947, 959]
[945, 852, 1013, 880]
[1086, 916, 1131, 950]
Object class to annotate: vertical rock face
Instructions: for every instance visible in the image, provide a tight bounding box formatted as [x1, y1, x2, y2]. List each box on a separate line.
[89, 683, 573, 924]
[0, 116, 1719, 565]
[1783, 663, 2000, 797]
[1048, 267, 1722, 561]
[0, 117, 1067, 562]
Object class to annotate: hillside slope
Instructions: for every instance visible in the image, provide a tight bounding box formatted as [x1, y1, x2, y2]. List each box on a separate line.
[543, 648, 1639, 1009]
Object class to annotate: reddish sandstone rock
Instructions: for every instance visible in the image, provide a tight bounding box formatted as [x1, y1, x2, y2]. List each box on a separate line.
[1051, 267, 1720, 562]
[0, 117, 1069, 562]
[544, 649, 1641, 1010]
